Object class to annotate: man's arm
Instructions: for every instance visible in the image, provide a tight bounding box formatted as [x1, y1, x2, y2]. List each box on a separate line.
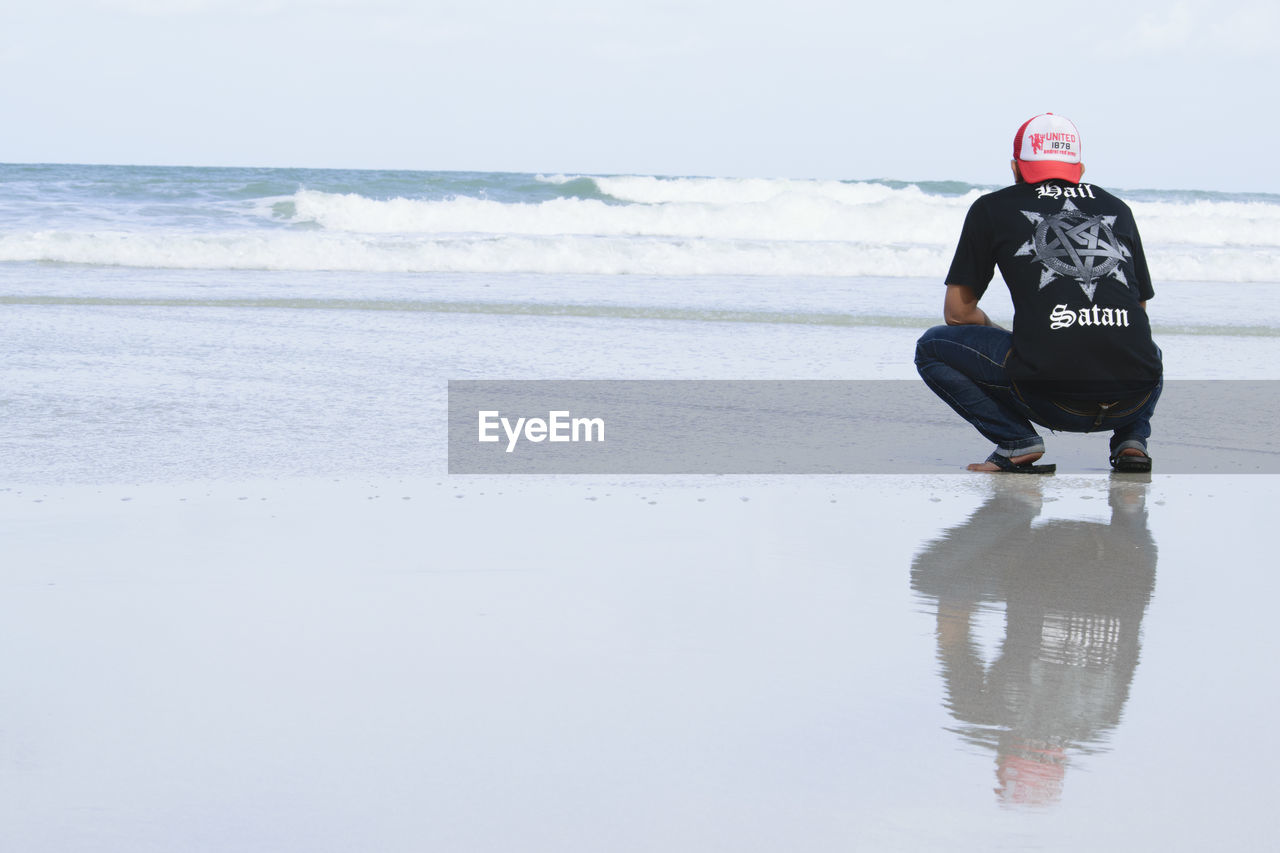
[943, 284, 1002, 329]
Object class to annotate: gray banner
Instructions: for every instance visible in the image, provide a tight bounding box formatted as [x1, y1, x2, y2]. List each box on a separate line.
[448, 380, 1280, 474]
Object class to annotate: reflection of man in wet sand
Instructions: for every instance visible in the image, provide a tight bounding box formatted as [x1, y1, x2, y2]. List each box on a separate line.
[910, 479, 1156, 805]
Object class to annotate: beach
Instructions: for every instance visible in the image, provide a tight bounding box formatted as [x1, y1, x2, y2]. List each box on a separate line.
[4, 473, 1277, 851]
[3, 165, 1279, 850]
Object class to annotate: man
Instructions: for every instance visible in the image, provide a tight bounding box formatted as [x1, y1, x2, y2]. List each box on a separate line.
[915, 113, 1162, 473]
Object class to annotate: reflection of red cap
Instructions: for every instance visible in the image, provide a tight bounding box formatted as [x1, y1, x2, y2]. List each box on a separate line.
[996, 742, 1067, 806]
[1014, 113, 1084, 184]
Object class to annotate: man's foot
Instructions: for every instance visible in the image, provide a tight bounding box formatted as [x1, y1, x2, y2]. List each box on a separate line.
[968, 451, 1045, 473]
[1110, 445, 1152, 473]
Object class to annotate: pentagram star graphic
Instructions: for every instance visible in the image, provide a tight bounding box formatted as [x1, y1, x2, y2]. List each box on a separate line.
[1015, 199, 1130, 301]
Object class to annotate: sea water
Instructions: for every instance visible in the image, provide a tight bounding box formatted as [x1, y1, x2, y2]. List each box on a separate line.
[3, 164, 1279, 280]
[4, 164, 1280, 850]
[3, 163, 1279, 483]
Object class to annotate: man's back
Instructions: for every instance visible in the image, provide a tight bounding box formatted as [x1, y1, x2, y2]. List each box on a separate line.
[948, 180, 1162, 397]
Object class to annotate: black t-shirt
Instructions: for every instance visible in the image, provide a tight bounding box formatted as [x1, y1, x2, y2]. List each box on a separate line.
[946, 180, 1163, 398]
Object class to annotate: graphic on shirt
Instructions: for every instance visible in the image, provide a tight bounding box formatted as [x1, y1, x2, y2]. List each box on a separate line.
[1016, 199, 1129, 301]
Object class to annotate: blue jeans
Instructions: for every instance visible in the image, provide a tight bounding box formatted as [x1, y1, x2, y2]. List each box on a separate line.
[914, 325, 1161, 459]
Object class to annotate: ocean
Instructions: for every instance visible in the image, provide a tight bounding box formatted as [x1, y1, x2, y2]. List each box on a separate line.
[3, 163, 1279, 279]
[5, 163, 1280, 851]
[3, 163, 1280, 483]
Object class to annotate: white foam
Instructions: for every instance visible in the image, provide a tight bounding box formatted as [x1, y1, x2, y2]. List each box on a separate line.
[3, 226, 1278, 281]
[590, 175, 935, 206]
[288, 186, 972, 243]
[1131, 198, 1280, 248]
[0, 229, 952, 277]
[4, 176, 1278, 281]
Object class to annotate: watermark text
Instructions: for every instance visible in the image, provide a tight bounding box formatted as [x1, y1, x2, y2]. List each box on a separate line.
[478, 410, 605, 452]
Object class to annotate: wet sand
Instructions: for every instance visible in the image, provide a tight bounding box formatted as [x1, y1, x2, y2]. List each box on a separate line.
[4, 264, 1276, 849]
[2, 473, 1274, 851]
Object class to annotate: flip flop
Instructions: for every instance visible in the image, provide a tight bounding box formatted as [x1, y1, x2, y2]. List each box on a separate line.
[984, 452, 1056, 475]
[1110, 448, 1152, 473]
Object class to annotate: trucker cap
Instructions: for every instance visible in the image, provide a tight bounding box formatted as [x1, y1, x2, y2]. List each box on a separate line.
[1013, 113, 1084, 184]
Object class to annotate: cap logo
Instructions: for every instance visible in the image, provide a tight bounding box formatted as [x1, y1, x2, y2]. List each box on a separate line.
[1026, 132, 1077, 158]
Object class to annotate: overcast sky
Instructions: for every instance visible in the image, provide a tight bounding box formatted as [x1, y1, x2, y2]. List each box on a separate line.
[3, 0, 1276, 192]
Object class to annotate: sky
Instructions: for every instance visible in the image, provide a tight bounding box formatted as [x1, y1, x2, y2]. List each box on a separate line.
[3, 0, 1277, 192]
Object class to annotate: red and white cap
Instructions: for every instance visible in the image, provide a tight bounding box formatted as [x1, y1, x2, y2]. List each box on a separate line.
[1013, 113, 1083, 183]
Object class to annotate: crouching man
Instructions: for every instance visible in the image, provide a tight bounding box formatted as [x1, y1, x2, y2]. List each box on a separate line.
[915, 113, 1162, 473]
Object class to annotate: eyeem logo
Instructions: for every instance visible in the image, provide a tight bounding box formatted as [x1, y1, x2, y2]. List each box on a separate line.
[478, 410, 605, 452]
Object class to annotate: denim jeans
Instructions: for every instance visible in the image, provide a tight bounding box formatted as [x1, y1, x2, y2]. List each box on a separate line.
[914, 324, 1161, 459]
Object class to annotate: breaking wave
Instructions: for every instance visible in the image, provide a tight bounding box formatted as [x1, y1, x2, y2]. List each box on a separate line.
[2, 169, 1278, 281]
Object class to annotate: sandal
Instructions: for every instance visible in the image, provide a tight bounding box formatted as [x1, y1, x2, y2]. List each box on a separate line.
[984, 452, 1056, 475]
[1110, 441, 1152, 473]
